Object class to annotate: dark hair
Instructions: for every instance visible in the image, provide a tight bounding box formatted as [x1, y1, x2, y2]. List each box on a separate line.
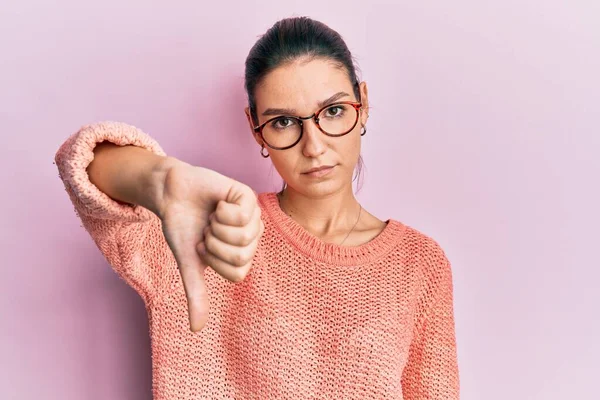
[244, 16, 365, 193]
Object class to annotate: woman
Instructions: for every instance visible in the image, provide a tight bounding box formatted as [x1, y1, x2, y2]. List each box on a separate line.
[55, 16, 459, 399]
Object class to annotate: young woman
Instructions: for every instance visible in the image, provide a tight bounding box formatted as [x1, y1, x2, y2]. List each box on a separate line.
[55, 16, 459, 400]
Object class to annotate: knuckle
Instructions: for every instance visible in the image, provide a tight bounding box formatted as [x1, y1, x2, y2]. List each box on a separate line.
[230, 269, 248, 283]
[244, 248, 254, 264]
[231, 252, 245, 267]
[238, 211, 250, 225]
[240, 230, 252, 246]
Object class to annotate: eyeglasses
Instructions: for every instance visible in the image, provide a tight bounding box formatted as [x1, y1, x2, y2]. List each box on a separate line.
[253, 101, 363, 150]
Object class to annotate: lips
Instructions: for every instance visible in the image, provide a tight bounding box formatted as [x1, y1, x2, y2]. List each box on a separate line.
[303, 165, 335, 174]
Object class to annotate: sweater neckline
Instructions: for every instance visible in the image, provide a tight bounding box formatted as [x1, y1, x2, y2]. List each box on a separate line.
[259, 192, 406, 266]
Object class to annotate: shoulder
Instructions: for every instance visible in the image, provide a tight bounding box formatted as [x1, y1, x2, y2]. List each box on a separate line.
[256, 191, 275, 206]
[256, 191, 276, 220]
[396, 223, 453, 283]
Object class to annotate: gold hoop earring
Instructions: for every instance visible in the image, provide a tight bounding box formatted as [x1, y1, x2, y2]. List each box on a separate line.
[361, 126, 367, 136]
[260, 146, 270, 158]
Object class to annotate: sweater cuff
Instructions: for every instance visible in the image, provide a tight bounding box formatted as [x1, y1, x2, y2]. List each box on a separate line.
[55, 121, 167, 221]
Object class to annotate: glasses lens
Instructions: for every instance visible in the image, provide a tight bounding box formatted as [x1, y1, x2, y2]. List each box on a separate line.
[262, 117, 302, 149]
[318, 103, 358, 136]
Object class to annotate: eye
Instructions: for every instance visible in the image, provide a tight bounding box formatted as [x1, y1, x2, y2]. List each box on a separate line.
[324, 105, 346, 118]
[271, 117, 297, 130]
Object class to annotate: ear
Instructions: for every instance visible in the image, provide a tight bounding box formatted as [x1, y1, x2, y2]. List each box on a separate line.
[358, 81, 369, 127]
[245, 106, 264, 147]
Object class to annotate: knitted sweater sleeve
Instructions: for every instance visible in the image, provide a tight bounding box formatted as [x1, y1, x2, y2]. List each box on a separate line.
[54, 121, 175, 305]
[401, 238, 460, 399]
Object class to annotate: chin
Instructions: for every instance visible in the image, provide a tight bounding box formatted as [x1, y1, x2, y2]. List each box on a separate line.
[291, 179, 347, 198]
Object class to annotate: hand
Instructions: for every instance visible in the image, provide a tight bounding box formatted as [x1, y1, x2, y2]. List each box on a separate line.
[158, 161, 264, 332]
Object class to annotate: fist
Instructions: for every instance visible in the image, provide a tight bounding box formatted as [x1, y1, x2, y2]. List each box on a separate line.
[159, 162, 264, 332]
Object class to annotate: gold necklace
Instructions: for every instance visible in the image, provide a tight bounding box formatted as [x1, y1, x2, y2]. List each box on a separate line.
[339, 204, 362, 246]
[277, 191, 362, 246]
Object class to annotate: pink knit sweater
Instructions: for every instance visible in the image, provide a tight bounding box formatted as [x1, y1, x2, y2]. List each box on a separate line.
[55, 122, 460, 399]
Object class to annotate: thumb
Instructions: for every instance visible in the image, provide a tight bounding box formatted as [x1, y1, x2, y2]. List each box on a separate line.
[176, 246, 210, 332]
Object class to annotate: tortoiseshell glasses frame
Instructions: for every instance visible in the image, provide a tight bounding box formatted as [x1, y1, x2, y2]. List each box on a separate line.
[252, 101, 363, 151]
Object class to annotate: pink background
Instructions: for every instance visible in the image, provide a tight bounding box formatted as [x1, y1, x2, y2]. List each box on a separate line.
[2, 1, 598, 399]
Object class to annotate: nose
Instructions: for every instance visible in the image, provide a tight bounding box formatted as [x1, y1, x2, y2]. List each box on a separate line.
[301, 117, 327, 158]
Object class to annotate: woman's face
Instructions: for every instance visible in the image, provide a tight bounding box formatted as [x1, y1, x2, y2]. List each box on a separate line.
[245, 58, 369, 198]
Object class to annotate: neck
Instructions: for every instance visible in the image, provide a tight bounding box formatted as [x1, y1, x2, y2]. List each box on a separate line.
[277, 184, 362, 242]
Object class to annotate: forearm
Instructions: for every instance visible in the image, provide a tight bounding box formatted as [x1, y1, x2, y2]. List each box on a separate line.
[87, 142, 182, 218]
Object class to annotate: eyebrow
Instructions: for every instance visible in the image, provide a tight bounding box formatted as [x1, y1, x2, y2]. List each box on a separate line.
[261, 91, 352, 116]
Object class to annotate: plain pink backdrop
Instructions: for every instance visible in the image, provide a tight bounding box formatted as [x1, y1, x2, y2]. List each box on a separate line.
[1, 1, 598, 399]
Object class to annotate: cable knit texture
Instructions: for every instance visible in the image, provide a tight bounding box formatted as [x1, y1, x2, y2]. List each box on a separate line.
[55, 121, 460, 399]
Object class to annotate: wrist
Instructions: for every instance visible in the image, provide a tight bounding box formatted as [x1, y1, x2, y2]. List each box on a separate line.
[146, 155, 188, 219]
